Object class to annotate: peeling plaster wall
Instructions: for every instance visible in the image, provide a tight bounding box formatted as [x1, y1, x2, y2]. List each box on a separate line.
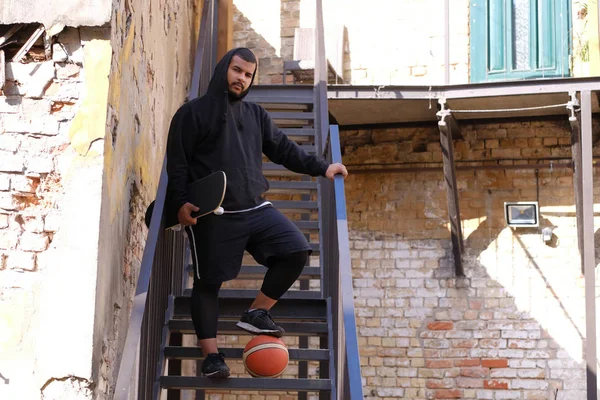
[0, 27, 111, 399]
[95, 0, 200, 397]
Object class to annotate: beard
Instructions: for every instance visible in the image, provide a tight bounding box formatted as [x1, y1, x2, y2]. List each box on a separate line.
[228, 83, 247, 99]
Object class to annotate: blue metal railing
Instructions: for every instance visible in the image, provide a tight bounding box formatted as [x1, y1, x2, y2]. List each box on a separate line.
[321, 125, 364, 400]
[313, 0, 363, 397]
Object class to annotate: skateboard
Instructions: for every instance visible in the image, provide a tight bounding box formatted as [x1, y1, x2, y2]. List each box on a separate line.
[145, 171, 227, 230]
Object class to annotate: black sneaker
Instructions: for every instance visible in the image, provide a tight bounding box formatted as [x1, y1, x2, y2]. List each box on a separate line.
[201, 353, 230, 378]
[236, 309, 285, 337]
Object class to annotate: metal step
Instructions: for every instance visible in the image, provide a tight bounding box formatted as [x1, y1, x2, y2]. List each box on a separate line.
[263, 162, 302, 176]
[246, 84, 314, 104]
[182, 288, 323, 300]
[266, 180, 318, 194]
[186, 264, 321, 279]
[236, 265, 321, 279]
[270, 200, 318, 212]
[269, 111, 316, 120]
[168, 319, 329, 335]
[252, 102, 312, 112]
[164, 346, 329, 361]
[174, 295, 327, 320]
[245, 96, 313, 105]
[160, 376, 332, 391]
[269, 111, 315, 121]
[291, 220, 319, 231]
[281, 128, 316, 142]
[298, 144, 316, 153]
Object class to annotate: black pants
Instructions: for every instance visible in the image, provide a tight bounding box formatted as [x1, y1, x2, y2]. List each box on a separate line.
[190, 251, 308, 339]
[185, 205, 311, 340]
[185, 205, 312, 283]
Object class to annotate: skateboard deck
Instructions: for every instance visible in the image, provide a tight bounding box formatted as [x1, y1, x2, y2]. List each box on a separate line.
[145, 171, 227, 230]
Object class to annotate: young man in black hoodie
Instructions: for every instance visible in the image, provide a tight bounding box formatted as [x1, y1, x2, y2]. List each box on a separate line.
[166, 47, 347, 377]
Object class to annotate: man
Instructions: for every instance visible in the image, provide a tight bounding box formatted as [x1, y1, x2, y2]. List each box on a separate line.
[166, 47, 347, 378]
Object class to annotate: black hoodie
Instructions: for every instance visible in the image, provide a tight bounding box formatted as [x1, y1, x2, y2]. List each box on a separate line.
[166, 47, 330, 214]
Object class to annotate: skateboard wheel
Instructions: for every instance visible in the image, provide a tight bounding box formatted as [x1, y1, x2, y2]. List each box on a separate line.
[214, 207, 224, 215]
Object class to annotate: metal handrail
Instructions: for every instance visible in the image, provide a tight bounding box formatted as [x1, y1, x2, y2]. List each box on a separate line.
[322, 125, 364, 400]
[113, 0, 215, 398]
[313, 0, 364, 397]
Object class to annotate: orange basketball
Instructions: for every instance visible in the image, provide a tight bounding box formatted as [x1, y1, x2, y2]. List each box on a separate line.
[243, 335, 289, 378]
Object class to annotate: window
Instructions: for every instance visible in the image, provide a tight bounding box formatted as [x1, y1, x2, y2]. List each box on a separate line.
[470, 0, 571, 82]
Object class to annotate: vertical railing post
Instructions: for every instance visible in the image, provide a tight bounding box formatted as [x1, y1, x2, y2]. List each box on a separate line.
[314, 0, 328, 154]
[581, 90, 598, 400]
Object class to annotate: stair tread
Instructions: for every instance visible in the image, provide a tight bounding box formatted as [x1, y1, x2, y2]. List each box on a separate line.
[182, 289, 323, 300]
[269, 111, 315, 120]
[263, 162, 304, 176]
[187, 264, 321, 279]
[237, 265, 321, 278]
[267, 180, 318, 190]
[270, 200, 318, 209]
[245, 96, 314, 105]
[280, 128, 315, 136]
[160, 376, 332, 391]
[174, 296, 327, 320]
[164, 346, 329, 361]
[168, 319, 329, 335]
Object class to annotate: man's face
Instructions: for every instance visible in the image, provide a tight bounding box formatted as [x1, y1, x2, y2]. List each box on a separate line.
[227, 55, 255, 96]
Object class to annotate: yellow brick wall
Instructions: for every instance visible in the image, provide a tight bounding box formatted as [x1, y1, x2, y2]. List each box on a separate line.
[341, 118, 600, 399]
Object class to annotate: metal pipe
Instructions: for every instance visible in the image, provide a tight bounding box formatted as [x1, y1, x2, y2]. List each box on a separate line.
[581, 90, 598, 400]
[346, 162, 578, 174]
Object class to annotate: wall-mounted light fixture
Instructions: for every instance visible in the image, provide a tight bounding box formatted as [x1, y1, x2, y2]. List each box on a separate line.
[504, 201, 539, 227]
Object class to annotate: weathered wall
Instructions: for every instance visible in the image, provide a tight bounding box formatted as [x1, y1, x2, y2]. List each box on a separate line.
[341, 119, 600, 400]
[0, 26, 111, 399]
[233, 0, 299, 84]
[95, 0, 200, 397]
[0, 0, 111, 29]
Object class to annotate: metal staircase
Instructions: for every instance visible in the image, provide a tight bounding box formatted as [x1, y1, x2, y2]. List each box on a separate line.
[158, 84, 334, 398]
[114, 1, 363, 399]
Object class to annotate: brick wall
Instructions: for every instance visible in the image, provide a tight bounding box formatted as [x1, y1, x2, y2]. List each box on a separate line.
[233, 0, 300, 84]
[0, 26, 109, 399]
[342, 118, 600, 400]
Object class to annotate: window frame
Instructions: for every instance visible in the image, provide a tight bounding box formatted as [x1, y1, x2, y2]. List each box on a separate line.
[470, 0, 571, 82]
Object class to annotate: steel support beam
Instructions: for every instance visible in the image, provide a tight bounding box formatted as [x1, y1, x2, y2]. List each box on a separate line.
[580, 90, 598, 400]
[439, 99, 463, 140]
[437, 100, 464, 276]
[568, 93, 585, 273]
[328, 78, 600, 101]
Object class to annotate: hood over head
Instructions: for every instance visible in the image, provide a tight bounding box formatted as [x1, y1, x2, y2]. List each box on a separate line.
[205, 47, 257, 101]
